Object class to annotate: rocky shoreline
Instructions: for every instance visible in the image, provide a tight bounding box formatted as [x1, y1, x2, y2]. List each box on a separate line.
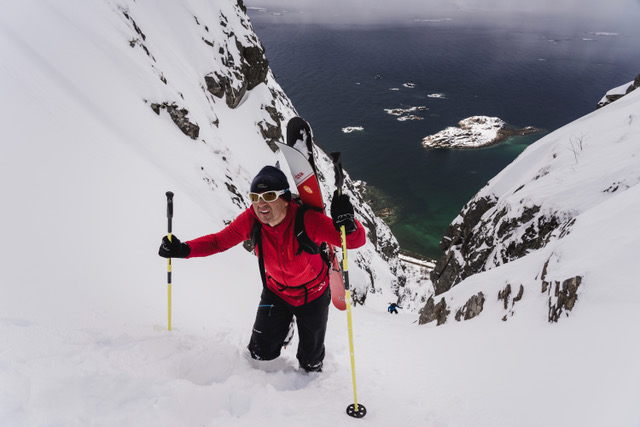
[422, 116, 545, 149]
[353, 180, 439, 268]
[353, 180, 399, 225]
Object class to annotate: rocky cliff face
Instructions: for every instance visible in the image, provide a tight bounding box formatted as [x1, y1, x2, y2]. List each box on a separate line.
[123, 0, 286, 148]
[430, 195, 574, 296]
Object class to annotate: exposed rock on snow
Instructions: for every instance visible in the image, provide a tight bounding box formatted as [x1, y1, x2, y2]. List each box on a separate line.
[419, 290, 485, 325]
[257, 106, 284, 150]
[541, 258, 583, 322]
[201, 10, 269, 109]
[454, 291, 485, 321]
[497, 283, 524, 321]
[150, 102, 200, 139]
[596, 73, 640, 109]
[545, 275, 582, 322]
[418, 296, 449, 325]
[422, 116, 544, 149]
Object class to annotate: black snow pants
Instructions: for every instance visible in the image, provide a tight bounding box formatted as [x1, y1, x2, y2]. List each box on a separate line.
[248, 286, 330, 372]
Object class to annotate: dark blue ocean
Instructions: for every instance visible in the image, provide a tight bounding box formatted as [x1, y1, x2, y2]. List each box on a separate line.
[248, 10, 640, 259]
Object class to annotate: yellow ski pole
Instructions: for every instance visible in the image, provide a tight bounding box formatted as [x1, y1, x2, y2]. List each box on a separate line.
[331, 152, 367, 419]
[165, 191, 174, 331]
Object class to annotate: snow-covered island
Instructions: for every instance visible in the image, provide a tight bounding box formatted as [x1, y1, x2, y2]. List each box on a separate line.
[398, 115, 423, 121]
[385, 106, 428, 116]
[422, 116, 544, 149]
[385, 106, 428, 121]
[342, 126, 364, 133]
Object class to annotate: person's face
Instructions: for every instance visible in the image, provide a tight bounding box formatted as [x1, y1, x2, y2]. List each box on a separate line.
[252, 193, 289, 227]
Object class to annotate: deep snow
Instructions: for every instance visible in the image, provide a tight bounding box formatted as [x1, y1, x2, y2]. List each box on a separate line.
[1, 1, 639, 426]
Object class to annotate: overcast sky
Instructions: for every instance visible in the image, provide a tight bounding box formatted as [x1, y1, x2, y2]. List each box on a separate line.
[247, 0, 640, 29]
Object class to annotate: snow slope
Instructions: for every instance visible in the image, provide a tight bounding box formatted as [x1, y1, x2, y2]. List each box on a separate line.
[0, 1, 639, 426]
[434, 85, 640, 319]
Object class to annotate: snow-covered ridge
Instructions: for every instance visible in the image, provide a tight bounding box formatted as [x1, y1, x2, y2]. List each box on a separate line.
[597, 73, 639, 109]
[422, 79, 640, 325]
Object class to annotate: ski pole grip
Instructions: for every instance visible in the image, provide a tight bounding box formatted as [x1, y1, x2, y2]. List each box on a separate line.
[166, 191, 174, 235]
[166, 191, 174, 219]
[330, 152, 344, 194]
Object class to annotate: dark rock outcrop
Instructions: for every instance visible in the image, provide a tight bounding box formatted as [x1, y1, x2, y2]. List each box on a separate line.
[150, 102, 200, 139]
[430, 193, 573, 297]
[203, 14, 269, 110]
[596, 73, 640, 109]
[543, 275, 582, 322]
[430, 195, 497, 295]
[418, 296, 450, 325]
[455, 292, 485, 321]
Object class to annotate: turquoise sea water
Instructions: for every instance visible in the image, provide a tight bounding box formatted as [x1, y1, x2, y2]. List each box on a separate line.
[249, 11, 640, 258]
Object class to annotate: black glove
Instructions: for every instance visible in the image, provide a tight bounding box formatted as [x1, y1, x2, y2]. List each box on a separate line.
[330, 191, 357, 234]
[158, 235, 191, 258]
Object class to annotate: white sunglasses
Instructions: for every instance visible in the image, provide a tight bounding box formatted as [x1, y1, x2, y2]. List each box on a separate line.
[249, 189, 289, 203]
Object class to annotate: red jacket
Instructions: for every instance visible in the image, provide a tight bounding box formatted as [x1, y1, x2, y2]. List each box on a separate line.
[185, 202, 366, 306]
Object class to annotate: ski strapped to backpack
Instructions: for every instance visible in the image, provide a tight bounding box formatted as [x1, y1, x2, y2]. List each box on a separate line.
[249, 199, 337, 304]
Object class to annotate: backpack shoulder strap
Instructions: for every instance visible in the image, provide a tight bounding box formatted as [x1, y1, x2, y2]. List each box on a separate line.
[250, 217, 262, 250]
[294, 204, 321, 255]
[250, 218, 268, 290]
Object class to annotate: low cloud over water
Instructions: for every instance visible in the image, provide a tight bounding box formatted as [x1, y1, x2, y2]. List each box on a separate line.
[248, 0, 640, 30]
